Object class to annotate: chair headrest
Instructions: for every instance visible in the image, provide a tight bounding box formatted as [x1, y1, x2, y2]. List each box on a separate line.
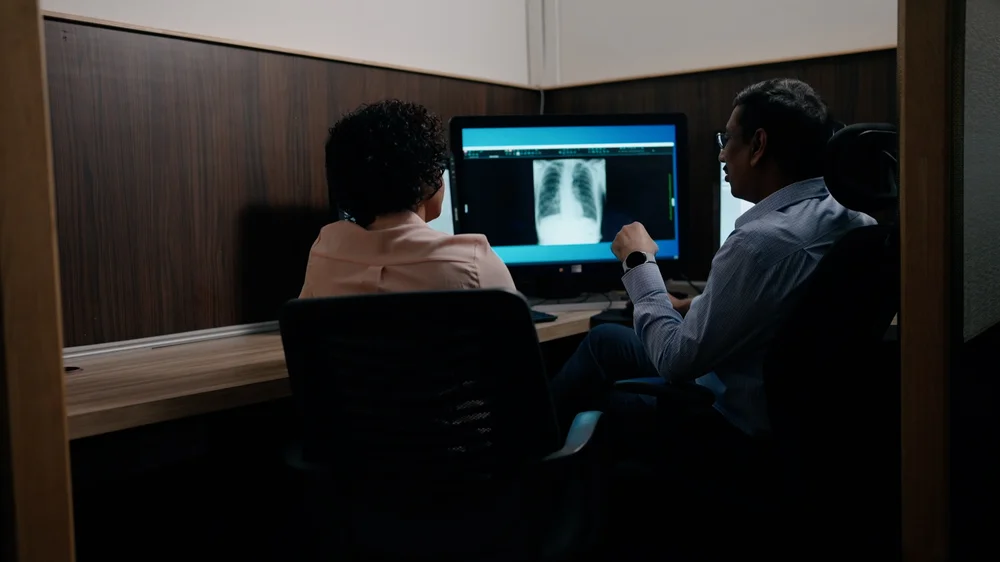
[824, 123, 899, 216]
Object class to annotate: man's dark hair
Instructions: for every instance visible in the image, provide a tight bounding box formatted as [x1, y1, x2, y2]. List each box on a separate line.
[326, 100, 448, 227]
[733, 78, 831, 180]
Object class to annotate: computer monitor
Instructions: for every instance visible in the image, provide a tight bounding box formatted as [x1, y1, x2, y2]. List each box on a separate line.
[449, 114, 687, 276]
[718, 161, 754, 249]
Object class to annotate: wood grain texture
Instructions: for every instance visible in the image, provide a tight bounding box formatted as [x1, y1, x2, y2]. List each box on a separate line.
[63, 309, 598, 439]
[898, 0, 956, 559]
[43, 18, 540, 347]
[0, 1, 76, 560]
[41, 10, 534, 90]
[544, 50, 899, 279]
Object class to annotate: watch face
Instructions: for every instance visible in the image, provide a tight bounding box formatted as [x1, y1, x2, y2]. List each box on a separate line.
[625, 251, 647, 269]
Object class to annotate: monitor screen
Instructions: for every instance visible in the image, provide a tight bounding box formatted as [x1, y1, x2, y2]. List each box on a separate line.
[452, 117, 684, 266]
[718, 162, 754, 248]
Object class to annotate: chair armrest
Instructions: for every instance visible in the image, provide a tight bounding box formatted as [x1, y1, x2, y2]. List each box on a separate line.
[543, 411, 603, 462]
[614, 377, 716, 407]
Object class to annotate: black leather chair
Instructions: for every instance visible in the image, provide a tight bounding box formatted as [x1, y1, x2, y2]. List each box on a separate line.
[613, 123, 901, 559]
[279, 290, 608, 561]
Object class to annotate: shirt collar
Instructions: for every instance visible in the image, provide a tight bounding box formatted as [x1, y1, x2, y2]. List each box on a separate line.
[734, 177, 830, 229]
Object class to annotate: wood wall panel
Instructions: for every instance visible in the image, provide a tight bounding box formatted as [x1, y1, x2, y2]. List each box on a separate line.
[545, 50, 898, 279]
[44, 19, 539, 347]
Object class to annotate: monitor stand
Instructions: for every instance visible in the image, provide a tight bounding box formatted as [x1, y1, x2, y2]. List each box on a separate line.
[589, 300, 634, 328]
[529, 270, 583, 300]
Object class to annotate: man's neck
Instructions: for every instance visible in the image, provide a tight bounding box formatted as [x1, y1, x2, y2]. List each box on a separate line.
[753, 174, 813, 203]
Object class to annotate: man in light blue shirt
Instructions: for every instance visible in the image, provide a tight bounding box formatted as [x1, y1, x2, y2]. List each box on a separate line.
[549, 79, 875, 449]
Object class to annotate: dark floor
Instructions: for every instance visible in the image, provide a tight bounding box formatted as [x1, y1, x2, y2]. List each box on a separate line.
[70, 329, 999, 561]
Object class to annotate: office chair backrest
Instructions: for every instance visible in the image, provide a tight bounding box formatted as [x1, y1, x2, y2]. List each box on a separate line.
[764, 226, 899, 428]
[765, 122, 899, 426]
[823, 122, 899, 220]
[762, 123, 900, 552]
[279, 290, 561, 488]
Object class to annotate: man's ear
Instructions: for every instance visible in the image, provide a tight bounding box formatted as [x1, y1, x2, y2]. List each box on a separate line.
[749, 129, 767, 167]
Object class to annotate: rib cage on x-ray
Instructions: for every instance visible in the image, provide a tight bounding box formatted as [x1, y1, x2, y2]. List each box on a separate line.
[532, 159, 607, 245]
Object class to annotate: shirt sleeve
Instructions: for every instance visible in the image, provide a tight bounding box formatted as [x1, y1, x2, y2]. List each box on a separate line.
[622, 234, 789, 382]
[298, 284, 313, 299]
[298, 240, 321, 298]
[475, 241, 518, 292]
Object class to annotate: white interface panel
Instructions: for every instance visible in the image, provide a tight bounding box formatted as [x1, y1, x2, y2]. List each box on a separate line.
[426, 170, 454, 235]
[719, 162, 754, 248]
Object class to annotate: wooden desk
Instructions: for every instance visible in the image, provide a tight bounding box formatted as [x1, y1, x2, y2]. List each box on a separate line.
[64, 309, 599, 440]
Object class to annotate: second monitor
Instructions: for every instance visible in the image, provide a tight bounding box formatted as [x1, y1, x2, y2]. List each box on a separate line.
[449, 114, 688, 273]
[718, 161, 755, 249]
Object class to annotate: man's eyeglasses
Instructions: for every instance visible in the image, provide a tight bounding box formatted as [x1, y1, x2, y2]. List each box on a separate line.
[716, 132, 730, 151]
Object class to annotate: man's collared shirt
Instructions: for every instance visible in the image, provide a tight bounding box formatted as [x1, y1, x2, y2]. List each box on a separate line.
[623, 177, 876, 436]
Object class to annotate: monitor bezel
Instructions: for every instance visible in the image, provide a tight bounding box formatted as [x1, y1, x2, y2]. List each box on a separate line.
[448, 113, 691, 294]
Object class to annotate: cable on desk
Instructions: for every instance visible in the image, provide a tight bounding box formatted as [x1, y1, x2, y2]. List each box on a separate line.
[600, 292, 615, 311]
[528, 292, 618, 308]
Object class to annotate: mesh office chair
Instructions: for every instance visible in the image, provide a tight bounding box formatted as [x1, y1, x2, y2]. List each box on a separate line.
[613, 123, 901, 559]
[279, 290, 607, 561]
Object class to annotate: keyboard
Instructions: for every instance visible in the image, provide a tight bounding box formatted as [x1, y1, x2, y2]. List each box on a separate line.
[530, 309, 557, 324]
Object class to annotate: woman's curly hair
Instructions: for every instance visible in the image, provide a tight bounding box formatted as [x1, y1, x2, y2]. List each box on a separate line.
[325, 100, 448, 227]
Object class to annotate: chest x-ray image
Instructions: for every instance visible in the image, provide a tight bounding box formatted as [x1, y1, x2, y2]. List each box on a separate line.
[532, 159, 607, 245]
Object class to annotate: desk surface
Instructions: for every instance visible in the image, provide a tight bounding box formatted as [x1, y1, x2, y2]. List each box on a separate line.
[64, 309, 599, 440]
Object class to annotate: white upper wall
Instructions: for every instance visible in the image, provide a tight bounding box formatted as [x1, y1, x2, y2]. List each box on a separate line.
[41, 0, 531, 86]
[542, 0, 897, 87]
[963, 0, 1000, 340]
[42, 0, 899, 88]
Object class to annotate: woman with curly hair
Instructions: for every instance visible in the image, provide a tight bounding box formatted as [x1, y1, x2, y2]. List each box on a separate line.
[299, 100, 515, 297]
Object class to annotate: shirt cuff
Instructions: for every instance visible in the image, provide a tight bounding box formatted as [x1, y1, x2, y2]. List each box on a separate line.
[622, 262, 667, 301]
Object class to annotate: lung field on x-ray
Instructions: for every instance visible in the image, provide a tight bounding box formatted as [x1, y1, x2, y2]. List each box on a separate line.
[571, 163, 600, 220]
[532, 159, 607, 246]
[538, 161, 564, 217]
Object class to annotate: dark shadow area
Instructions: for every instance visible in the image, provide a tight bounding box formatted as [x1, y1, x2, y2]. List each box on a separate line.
[0, 301, 17, 562]
[69, 335, 581, 562]
[238, 205, 334, 325]
[70, 400, 296, 562]
[953, 322, 1000, 561]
